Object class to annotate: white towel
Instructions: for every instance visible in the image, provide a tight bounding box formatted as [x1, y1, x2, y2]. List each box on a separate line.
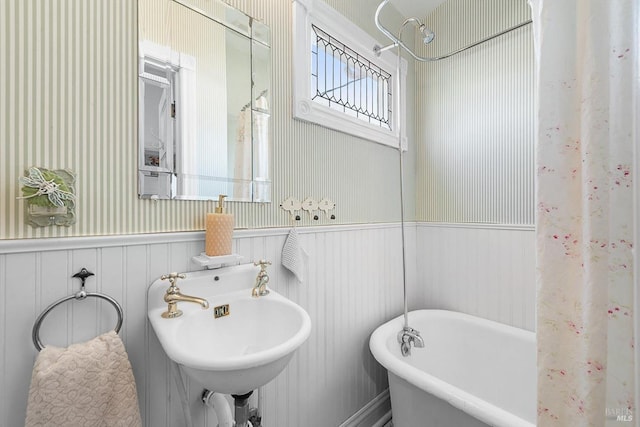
[282, 228, 308, 283]
[25, 331, 142, 427]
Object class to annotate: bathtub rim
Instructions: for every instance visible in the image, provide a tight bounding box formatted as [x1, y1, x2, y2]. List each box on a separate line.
[369, 309, 536, 427]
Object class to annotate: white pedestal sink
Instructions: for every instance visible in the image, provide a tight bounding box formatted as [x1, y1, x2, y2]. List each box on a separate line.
[148, 263, 311, 395]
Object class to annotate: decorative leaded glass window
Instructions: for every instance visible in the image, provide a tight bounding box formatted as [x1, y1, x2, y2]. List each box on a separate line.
[311, 25, 392, 130]
[292, 0, 407, 149]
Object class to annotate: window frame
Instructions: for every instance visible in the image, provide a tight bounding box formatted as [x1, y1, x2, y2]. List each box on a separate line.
[292, 0, 407, 150]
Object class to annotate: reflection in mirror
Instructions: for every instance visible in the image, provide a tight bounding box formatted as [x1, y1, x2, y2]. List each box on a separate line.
[251, 37, 272, 202]
[138, 0, 271, 202]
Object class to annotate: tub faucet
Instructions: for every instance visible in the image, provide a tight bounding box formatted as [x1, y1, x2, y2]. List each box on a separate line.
[160, 272, 209, 318]
[252, 260, 271, 298]
[398, 326, 424, 357]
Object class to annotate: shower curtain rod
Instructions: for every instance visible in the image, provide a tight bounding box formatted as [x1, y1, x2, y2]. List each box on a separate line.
[374, 0, 532, 62]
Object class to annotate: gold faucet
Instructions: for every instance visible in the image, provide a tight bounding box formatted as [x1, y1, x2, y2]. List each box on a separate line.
[252, 260, 271, 297]
[160, 272, 209, 318]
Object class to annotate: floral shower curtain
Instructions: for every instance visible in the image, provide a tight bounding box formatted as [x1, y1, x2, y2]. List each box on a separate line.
[530, 0, 636, 426]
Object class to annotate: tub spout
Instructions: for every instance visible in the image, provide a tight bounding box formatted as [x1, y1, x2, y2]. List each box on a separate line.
[398, 327, 424, 356]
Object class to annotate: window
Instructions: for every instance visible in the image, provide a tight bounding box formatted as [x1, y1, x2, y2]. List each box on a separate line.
[293, 0, 407, 149]
[312, 25, 392, 130]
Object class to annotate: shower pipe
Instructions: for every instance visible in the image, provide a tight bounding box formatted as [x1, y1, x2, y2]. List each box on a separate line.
[375, 0, 532, 356]
[374, 0, 532, 62]
[392, 16, 427, 357]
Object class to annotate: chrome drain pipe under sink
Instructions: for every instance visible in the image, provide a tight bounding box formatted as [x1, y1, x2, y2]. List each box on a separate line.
[202, 389, 261, 427]
[231, 391, 254, 427]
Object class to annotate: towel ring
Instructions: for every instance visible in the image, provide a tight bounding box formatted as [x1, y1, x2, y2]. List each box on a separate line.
[32, 268, 124, 352]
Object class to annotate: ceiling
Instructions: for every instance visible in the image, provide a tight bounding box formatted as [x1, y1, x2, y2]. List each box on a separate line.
[390, 0, 446, 19]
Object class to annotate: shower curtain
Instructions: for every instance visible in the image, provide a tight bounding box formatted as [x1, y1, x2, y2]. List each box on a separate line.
[530, 0, 636, 425]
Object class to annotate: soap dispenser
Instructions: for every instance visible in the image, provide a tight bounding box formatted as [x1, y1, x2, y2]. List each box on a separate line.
[205, 195, 234, 257]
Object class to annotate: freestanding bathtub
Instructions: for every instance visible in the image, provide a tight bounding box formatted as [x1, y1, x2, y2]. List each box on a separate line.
[370, 310, 536, 427]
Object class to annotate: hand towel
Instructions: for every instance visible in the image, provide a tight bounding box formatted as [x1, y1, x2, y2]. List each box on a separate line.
[25, 331, 142, 427]
[282, 228, 308, 283]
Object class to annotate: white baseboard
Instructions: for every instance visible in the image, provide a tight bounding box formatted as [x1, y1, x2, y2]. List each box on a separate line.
[339, 390, 391, 427]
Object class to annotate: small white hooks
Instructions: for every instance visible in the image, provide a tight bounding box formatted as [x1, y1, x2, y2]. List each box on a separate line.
[301, 197, 318, 220]
[318, 197, 335, 219]
[281, 196, 336, 222]
[280, 196, 302, 222]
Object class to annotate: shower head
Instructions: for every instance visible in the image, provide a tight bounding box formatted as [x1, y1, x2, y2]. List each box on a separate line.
[373, 17, 435, 56]
[419, 24, 435, 44]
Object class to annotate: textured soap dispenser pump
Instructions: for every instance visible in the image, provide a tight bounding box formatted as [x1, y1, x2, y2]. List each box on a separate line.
[205, 195, 234, 257]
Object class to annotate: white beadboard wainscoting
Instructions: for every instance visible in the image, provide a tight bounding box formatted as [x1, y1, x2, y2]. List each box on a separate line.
[0, 223, 414, 427]
[0, 222, 535, 427]
[415, 223, 536, 331]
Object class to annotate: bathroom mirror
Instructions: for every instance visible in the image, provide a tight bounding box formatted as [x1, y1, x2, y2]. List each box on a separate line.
[138, 0, 271, 202]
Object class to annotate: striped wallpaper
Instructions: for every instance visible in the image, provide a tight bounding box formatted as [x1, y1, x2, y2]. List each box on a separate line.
[0, 0, 414, 239]
[415, 0, 534, 225]
[1, 0, 533, 238]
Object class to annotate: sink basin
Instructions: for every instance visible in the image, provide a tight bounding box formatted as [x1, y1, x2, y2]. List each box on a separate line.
[148, 263, 311, 394]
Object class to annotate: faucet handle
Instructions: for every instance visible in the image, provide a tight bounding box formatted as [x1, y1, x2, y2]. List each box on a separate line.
[253, 260, 271, 297]
[160, 272, 186, 286]
[253, 260, 272, 271]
